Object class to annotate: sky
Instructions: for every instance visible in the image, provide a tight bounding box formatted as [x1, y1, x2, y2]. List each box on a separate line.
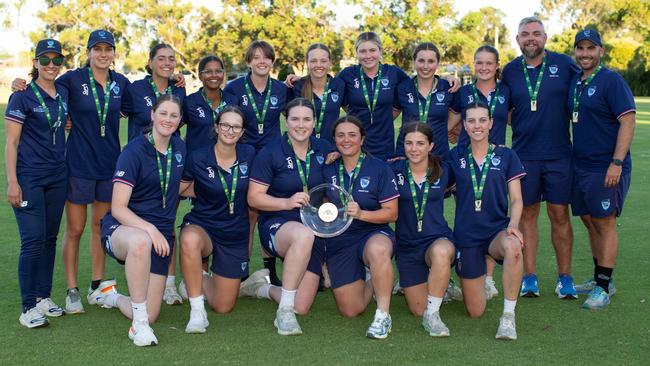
[0, 0, 560, 56]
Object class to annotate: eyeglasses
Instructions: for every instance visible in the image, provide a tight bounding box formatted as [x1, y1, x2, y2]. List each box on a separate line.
[217, 123, 243, 133]
[37, 56, 64, 66]
[200, 68, 225, 76]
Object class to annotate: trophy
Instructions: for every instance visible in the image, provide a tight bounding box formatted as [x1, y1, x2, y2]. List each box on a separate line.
[300, 183, 353, 238]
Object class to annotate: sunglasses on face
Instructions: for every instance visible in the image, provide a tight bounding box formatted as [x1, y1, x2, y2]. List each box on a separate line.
[37, 56, 64, 66]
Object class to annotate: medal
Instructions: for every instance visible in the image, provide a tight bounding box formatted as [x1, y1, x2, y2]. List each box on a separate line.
[288, 137, 312, 193]
[258, 124, 264, 134]
[89, 68, 112, 137]
[572, 64, 603, 125]
[521, 56, 546, 113]
[468, 144, 493, 213]
[229, 203, 234, 215]
[474, 200, 482, 212]
[359, 65, 382, 124]
[100, 125, 106, 137]
[338, 153, 365, 205]
[217, 159, 239, 216]
[315, 79, 330, 136]
[417, 220, 423, 233]
[407, 162, 430, 233]
[29, 82, 63, 145]
[530, 100, 537, 112]
[244, 77, 272, 136]
[148, 133, 173, 209]
[416, 77, 435, 122]
[572, 112, 579, 123]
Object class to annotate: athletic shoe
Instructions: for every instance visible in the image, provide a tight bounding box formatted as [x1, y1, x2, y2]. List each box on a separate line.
[19, 307, 49, 329]
[128, 320, 158, 346]
[185, 308, 209, 334]
[274, 306, 302, 336]
[391, 281, 404, 295]
[65, 288, 85, 314]
[422, 311, 450, 337]
[366, 311, 392, 339]
[485, 277, 499, 300]
[555, 274, 578, 299]
[582, 286, 610, 310]
[575, 277, 616, 296]
[35, 298, 65, 317]
[519, 274, 540, 297]
[178, 280, 189, 300]
[443, 280, 463, 303]
[495, 312, 517, 340]
[239, 268, 269, 298]
[87, 279, 117, 305]
[163, 285, 183, 305]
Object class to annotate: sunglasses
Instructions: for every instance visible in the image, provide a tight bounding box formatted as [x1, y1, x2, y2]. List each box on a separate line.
[37, 56, 64, 66]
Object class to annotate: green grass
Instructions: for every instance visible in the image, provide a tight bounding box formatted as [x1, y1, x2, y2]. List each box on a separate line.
[1, 90, 649, 365]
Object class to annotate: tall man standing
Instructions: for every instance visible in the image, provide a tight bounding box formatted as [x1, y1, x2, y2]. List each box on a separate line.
[569, 29, 635, 309]
[502, 17, 580, 298]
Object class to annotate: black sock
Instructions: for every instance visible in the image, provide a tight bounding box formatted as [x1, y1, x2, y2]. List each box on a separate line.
[90, 279, 102, 291]
[263, 257, 282, 286]
[67, 287, 79, 294]
[241, 275, 249, 282]
[593, 257, 599, 280]
[595, 266, 613, 293]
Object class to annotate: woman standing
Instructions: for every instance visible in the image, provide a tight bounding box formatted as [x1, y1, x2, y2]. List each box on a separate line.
[6, 39, 69, 327]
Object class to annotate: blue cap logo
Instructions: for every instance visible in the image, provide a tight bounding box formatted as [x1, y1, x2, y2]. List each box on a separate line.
[47, 40, 54, 48]
[584, 30, 591, 37]
[99, 31, 106, 37]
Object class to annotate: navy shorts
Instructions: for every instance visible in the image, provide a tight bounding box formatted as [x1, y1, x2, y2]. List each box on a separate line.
[326, 229, 395, 289]
[180, 218, 249, 279]
[571, 167, 630, 218]
[396, 236, 455, 288]
[520, 158, 572, 206]
[67, 176, 112, 204]
[455, 231, 504, 280]
[100, 216, 173, 276]
[258, 216, 324, 276]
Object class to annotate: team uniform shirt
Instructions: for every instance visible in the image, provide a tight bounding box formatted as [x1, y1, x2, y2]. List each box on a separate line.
[223, 74, 288, 150]
[446, 145, 525, 247]
[501, 51, 579, 160]
[56, 68, 130, 179]
[182, 143, 255, 239]
[5, 83, 69, 175]
[338, 64, 409, 160]
[568, 66, 635, 174]
[249, 134, 332, 223]
[391, 160, 453, 248]
[450, 82, 511, 147]
[182, 88, 226, 151]
[289, 76, 345, 143]
[395, 76, 454, 157]
[121, 76, 186, 141]
[105, 134, 186, 235]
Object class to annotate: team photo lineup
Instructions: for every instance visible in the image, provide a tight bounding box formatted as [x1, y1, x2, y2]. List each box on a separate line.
[5, 14, 637, 348]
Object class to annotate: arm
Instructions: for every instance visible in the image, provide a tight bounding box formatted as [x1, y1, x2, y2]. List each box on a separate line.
[447, 110, 461, 144]
[5, 121, 23, 207]
[179, 180, 195, 198]
[605, 112, 635, 188]
[347, 198, 398, 224]
[284, 74, 300, 88]
[247, 181, 308, 212]
[444, 75, 461, 93]
[506, 178, 524, 244]
[392, 108, 401, 120]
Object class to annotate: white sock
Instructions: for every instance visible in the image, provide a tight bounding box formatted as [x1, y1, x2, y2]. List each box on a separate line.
[375, 308, 388, 319]
[256, 284, 273, 300]
[131, 301, 148, 323]
[279, 288, 296, 309]
[425, 295, 443, 315]
[189, 295, 205, 312]
[486, 275, 494, 283]
[503, 299, 517, 314]
[365, 267, 372, 282]
[166, 275, 176, 287]
[103, 292, 125, 308]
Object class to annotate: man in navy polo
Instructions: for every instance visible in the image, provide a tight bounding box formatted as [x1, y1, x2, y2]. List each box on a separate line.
[569, 29, 635, 309]
[502, 16, 580, 299]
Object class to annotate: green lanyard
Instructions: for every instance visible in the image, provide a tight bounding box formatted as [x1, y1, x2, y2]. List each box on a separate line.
[520, 55, 547, 112]
[30, 82, 63, 145]
[149, 77, 172, 99]
[467, 144, 493, 212]
[314, 79, 330, 138]
[216, 162, 239, 215]
[201, 88, 226, 121]
[88, 68, 112, 137]
[415, 77, 435, 122]
[406, 162, 430, 232]
[148, 133, 173, 208]
[472, 83, 500, 119]
[359, 65, 383, 124]
[288, 137, 312, 192]
[572, 63, 603, 123]
[338, 153, 365, 204]
[244, 77, 272, 134]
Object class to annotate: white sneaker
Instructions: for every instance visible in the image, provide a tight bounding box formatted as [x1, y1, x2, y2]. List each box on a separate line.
[422, 311, 450, 337]
[19, 307, 49, 328]
[128, 320, 159, 346]
[391, 281, 404, 295]
[163, 285, 183, 305]
[36, 298, 65, 317]
[495, 312, 517, 340]
[274, 306, 302, 336]
[87, 279, 117, 305]
[185, 308, 209, 334]
[178, 280, 189, 300]
[65, 288, 85, 314]
[239, 268, 269, 298]
[485, 277, 499, 300]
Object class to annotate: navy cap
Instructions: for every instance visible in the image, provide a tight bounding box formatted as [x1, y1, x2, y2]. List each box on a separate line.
[35, 38, 63, 57]
[87, 29, 115, 49]
[574, 28, 602, 47]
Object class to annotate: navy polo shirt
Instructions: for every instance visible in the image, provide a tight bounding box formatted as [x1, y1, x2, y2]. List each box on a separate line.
[5, 83, 69, 175]
[182, 143, 256, 239]
[289, 76, 345, 143]
[56, 68, 130, 179]
[182, 88, 225, 151]
[121, 76, 186, 141]
[568, 66, 635, 173]
[391, 160, 453, 247]
[249, 134, 332, 222]
[109, 134, 186, 234]
[446, 145, 525, 247]
[396, 76, 454, 156]
[222, 74, 288, 150]
[338, 64, 409, 160]
[501, 51, 579, 160]
[450, 82, 511, 147]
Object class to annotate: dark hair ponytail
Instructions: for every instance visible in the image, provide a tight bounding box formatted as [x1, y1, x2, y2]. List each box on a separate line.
[402, 122, 443, 184]
[146, 43, 174, 75]
[301, 43, 331, 102]
[29, 67, 39, 80]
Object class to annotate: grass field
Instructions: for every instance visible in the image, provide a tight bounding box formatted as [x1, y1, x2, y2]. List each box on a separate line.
[0, 89, 649, 365]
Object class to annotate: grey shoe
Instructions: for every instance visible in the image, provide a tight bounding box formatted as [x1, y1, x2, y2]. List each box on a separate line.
[443, 280, 463, 302]
[495, 312, 517, 340]
[366, 311, 392, 339]
[422, 311, 450, 337]
[239, 269, 270, 298]
[274, 306, 302, 336]
[485, 277, 499, 300]
[65, 288, 85, 314]
[36, 298, 65, 317]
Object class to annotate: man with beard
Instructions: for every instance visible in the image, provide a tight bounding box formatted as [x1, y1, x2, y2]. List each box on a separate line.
[501, 17, 580, 299]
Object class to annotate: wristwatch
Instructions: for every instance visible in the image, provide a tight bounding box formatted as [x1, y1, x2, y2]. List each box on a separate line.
[611, 158, 623, 166]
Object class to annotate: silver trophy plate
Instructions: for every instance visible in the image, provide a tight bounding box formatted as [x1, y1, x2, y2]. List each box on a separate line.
[300, 183, 353, 238]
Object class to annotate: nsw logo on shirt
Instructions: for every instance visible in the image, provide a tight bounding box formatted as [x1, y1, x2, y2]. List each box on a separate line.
[175, 152, 184, 167]
[330, 92, 339, 103]
[548, 65, 560, 78]
[436, 92, 445, 104]
[359, 176, 371, 192]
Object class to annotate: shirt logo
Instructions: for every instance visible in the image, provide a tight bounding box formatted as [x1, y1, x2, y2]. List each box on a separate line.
[197, 107, 205, 118]
[498, 96, 505, 104]
[549, 65, 559, 74]
[331, 92, 339, 103]
[82, 83, 89, 96]
[33, 106, 46, 113]
[397, 173, 405, 186]
[601, 199, 610, 210]
[407, 93, 414, 104]
[239, 163, 248, 175]
[115, 170, 125, 177]
[467, 95, 474, 104]
[460, 157, 466, 169]
[144, 96, 153, 107]
[286, 157, 294, 170]
[331, 176, 337, 185]
[270, 223, 281, 230]
[112, 85, 120, 95]
[20, 200, 28, 208]
[354, 78, 360, 89]
[242, 95, 249, 106]
[381, 78, 389, 87]
[588, 86, 597, 97]
[241, 262, 248, 272]
[360, 177, 370, 189]
[316, 155, 324, 165]
[433, 178, 441, 186]
[270, 96, 278, 106]
[175, 152, 183, 164]
[436, 93, 445, 102]
[207, 167, 215, 178]
[491, 156, 501, 166]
